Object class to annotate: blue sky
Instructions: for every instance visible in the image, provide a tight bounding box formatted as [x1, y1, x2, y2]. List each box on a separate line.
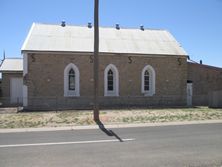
[0, 0, 222, 67]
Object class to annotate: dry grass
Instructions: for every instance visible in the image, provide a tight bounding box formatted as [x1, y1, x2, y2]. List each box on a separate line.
[0, 107, 222, 128]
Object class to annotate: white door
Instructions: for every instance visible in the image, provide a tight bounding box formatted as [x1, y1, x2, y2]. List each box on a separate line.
[10, 78, 23, 104]
[187, 83, 193, 106]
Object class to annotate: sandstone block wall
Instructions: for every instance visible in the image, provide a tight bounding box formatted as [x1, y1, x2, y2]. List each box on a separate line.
[25, 52, 187, 110]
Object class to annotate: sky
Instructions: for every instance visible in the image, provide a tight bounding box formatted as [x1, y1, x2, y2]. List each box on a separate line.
[0, 0, 222, 67]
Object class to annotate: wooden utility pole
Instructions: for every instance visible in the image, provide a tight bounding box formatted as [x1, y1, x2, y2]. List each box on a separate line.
[93, 0, 100, 121]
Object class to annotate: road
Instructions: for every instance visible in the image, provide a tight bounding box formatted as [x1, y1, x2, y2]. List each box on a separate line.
[0, 123, 222, 167]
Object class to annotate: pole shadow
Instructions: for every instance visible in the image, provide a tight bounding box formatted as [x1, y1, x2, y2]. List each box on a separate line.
[95, 120, 123, 142]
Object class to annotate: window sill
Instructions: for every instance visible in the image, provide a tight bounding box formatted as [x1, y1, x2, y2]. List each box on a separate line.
[64, 94, 80, 97]
[104, 93, 119, 97]
[142, 92, 155, 96]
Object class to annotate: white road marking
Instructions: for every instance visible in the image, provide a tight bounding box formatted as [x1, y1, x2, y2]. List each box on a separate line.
[0, 138, 135, 148]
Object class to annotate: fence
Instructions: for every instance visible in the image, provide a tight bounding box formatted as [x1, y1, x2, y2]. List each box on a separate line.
[0, 95, 187, 111]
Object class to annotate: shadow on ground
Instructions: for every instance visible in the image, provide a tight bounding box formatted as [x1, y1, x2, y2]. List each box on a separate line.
[95, 120, 123, 142]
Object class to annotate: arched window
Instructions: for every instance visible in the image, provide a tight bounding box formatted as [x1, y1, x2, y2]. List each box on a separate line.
[107, 69, 114, 91]
[104, 64, 119, 96]
[64, 63, 80, 97]
[68, 69, 75, 90]
[144, 70, 149, 91]
[141, 65, 155, 96]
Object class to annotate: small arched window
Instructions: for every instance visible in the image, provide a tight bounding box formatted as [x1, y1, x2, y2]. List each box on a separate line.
[104, 64, 119, 96]
[64, 63, 80, 97]
[144, 70, 149, 91]
[68, 69, 75, 90]
[107, 69, 114, 91]
[141, 65, 155, 96]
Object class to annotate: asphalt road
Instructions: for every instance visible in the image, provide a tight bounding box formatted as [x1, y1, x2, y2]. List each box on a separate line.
[0, 123, 222, 167]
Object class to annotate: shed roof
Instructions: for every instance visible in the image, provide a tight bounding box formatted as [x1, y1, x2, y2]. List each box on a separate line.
[0, 58, 23, 72]
[22, 23, 188, 56]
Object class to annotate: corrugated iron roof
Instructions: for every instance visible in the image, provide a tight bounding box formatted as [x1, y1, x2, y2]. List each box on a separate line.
[21, 23, 188, 56]
[0, 58, 23, 72]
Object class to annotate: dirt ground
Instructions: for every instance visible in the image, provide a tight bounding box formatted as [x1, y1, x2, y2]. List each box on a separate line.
[0, 107, 222, 128]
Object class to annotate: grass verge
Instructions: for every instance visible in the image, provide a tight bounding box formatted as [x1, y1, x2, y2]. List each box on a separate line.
[0, 107, 222, 128]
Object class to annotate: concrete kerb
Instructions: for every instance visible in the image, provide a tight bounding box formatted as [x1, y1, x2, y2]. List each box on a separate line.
[0, 120, 222, 133]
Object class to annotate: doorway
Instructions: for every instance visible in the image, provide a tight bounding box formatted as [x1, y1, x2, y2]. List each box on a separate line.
[187, 81, 193, 106]
[10, 77, 23, 104]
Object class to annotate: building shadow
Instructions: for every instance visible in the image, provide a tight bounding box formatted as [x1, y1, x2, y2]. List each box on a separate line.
[95, 120, 123, 142]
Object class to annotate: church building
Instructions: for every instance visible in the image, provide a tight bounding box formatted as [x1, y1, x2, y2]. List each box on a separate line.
[3, 22, 221, 110]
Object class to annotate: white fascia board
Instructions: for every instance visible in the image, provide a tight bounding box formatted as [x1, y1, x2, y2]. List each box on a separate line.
[21, 23, 36, 51]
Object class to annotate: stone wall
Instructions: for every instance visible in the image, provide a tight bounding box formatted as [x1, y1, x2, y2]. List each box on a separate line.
[209, 90, 222, 108]
[25, 52, 187, 110]
[187, 62, 222, 105]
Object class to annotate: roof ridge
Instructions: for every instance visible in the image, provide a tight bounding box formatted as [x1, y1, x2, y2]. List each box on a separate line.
[33, 22, 166, 31]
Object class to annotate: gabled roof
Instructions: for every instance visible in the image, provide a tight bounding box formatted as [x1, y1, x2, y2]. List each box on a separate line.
[21, 23, 188, 56]
[0, 58, 23, 72]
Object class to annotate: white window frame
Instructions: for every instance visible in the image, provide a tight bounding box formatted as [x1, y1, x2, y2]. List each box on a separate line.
[64, 63, 80, 97]
[141, 65, 155, 96]
[104, 64, 119, 96]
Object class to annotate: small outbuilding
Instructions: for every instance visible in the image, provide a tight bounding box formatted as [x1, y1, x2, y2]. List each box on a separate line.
[187, 62, 222, 106]
[0, 58, 23, 106]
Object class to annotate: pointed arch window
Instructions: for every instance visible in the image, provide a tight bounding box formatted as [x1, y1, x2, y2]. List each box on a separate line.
[64, 63, 80, 97]
[107, 69, 114, 91]
[68, 69, 75, 90]
[144, 70, 149, 91]
[104, 64, 119, 96]
[141, 65, 155, 96]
